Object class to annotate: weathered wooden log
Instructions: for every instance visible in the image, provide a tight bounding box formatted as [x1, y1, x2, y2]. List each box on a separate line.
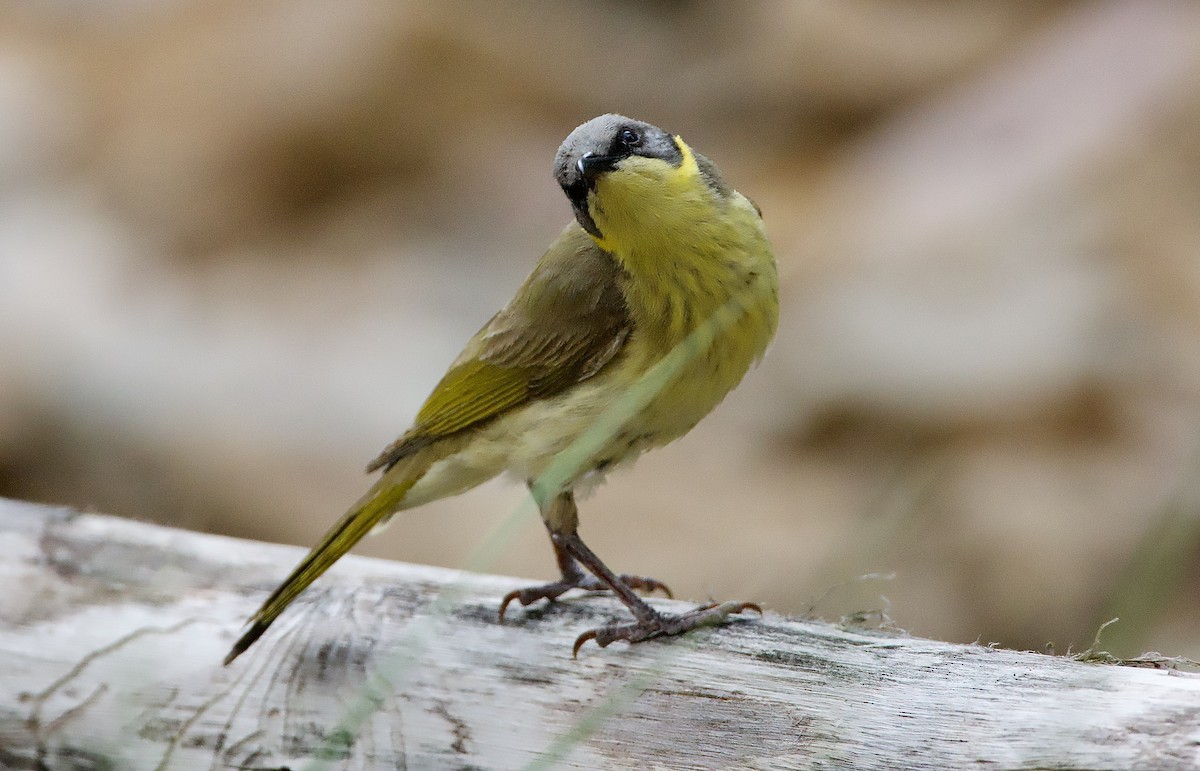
[0, 496, 1197, 769]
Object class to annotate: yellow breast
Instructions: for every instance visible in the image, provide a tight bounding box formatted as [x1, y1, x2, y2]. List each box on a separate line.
[586, 138, 779, 443]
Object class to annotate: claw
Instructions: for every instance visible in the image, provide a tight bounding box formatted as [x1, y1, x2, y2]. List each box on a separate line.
[495, 572, 673, 624]
[571, 600, 762, 656]
[581, 574, 671, 599]
[498, 590, 521, 624]
[636, 577, 673, 599]
[572, 629, 599, 658]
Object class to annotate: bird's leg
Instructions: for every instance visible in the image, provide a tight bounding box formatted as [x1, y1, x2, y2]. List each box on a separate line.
[498, 491, 671, 623]
[557, 528, 761, 656]
[497, 491, 759, 654]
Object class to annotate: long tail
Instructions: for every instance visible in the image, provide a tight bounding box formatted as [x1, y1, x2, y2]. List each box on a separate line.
[224, 450, 434, 665]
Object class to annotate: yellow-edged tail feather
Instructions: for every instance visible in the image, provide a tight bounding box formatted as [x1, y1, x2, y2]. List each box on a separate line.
[223, 451, 433, 664]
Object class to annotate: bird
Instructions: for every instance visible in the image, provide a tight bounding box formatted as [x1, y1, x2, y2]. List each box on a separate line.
[224, 113, 778, 665]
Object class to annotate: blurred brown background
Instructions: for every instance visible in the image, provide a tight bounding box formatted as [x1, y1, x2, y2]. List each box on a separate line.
[3, 1, 1200, 659]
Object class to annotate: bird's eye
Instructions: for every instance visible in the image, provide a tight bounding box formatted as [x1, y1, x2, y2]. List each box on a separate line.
[618, 128, 642, 147]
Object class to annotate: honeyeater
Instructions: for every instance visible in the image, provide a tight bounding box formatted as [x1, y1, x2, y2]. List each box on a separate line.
[224, 114, 778, 664]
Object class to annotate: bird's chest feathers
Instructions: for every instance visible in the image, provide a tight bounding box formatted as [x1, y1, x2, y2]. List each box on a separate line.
[589, 165, 748, 348]
[583, 170, 776, 446]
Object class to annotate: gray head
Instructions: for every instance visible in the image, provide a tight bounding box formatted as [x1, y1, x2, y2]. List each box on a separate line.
[554, 114, 683, 238]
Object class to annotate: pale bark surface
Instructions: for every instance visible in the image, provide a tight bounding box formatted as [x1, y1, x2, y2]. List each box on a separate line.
[1, 496, 1198, 770]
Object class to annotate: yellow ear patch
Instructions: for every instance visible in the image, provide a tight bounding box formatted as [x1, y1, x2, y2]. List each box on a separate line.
[673, 136, 701, 179]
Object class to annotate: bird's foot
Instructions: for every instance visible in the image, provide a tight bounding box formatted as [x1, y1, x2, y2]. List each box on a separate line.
[498, 573, 672, 623]
[572, 601, 761, 657]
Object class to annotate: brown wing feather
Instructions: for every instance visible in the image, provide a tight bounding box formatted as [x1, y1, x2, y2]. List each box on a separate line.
[366, 224, 631, 473]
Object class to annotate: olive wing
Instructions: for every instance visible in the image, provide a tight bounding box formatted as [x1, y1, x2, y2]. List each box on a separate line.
[366, 225, 631, 472]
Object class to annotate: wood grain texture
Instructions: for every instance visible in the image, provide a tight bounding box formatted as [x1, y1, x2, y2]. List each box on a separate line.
[1, 496, 1198, 770]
